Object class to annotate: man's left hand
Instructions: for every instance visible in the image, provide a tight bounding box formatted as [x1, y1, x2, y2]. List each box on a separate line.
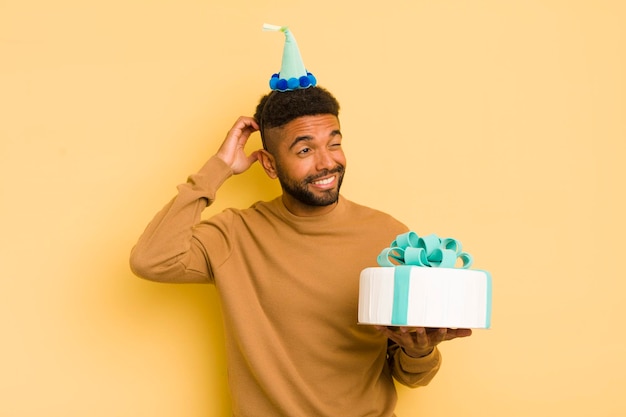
[375, 326, 472, 358]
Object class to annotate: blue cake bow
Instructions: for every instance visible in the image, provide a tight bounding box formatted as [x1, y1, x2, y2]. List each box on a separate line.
[377, 232, 473, 269]
[376, 232, 473, 325]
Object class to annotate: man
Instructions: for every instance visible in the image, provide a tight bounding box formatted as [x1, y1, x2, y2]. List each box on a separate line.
[129, 86, 471, 416]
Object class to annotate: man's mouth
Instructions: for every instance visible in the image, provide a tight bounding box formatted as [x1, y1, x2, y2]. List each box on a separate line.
[306, 166, 344, 186]
[311, 177, 335, 186]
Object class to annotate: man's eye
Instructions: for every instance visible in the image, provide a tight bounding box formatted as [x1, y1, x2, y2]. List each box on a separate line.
[298, 148, 311, 154]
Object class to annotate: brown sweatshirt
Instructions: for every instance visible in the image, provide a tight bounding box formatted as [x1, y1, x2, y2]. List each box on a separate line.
[130, 156, 441, 417]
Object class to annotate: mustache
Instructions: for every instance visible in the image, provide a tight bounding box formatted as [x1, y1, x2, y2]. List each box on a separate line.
[304, 165, 345, 183]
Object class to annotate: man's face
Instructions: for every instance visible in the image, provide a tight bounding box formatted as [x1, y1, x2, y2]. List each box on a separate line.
[264, 114, 346, 214]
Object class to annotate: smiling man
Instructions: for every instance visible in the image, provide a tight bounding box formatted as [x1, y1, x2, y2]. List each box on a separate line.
[129, 25, 471, 417]
[130, 86, 470, 416]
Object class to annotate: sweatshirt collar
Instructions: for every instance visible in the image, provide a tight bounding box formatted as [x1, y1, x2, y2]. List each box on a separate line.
[272, 194, 347, 226]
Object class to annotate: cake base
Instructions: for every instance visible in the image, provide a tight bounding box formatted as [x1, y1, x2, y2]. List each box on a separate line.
[358, 266, 492, 329]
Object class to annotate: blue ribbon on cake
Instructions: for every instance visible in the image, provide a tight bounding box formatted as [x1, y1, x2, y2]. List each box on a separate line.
[376, 232, 473, 326]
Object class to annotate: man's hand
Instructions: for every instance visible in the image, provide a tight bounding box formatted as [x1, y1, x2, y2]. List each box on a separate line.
[215, 116, 261, 175]
[376, 326, 472, 358]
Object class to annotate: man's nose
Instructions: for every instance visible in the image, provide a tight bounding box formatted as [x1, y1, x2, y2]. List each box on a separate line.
[315, 148, 335, 170]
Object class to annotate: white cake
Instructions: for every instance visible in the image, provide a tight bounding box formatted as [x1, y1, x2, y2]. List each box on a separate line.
[358, 266, 492, 329]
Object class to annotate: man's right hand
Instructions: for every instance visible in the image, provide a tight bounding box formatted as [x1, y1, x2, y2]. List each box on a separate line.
[215, 116, 261, 175]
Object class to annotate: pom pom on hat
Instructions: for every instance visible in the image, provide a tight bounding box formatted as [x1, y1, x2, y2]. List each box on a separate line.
[263, 23, 317, 92]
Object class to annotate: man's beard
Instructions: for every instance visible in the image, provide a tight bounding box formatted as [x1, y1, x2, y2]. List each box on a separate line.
[276, 164, 345, 207]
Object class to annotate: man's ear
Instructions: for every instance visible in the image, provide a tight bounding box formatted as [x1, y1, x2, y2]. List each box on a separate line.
[258, 149, 278, 179]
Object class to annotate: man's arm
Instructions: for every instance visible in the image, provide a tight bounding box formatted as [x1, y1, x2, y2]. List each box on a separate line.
[129, 117, 260, 283]
[379, 326, 472, 388]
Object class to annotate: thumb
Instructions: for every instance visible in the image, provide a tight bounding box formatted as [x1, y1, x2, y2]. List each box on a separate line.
[231, 149, 261, 175]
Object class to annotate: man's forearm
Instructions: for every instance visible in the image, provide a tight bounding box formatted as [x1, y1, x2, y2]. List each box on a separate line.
[129, 156, 233, 283]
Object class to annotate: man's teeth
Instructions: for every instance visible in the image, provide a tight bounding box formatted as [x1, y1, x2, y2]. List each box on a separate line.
[312, 177, 334, 185]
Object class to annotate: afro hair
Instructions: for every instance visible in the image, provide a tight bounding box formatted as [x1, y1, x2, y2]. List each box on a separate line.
[254, 86, 340, 147]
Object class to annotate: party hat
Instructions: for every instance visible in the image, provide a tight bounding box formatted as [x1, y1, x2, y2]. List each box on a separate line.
[263, 23, 317, 92]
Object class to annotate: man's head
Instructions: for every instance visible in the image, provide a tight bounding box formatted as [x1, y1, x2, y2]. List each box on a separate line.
[253, 86, 345, 216]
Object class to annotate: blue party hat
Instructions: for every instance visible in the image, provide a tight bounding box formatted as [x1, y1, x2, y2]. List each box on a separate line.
[263, 23, 317, 92]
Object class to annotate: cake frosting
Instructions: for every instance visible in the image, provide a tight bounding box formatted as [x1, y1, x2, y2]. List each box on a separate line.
[358, 232, 492, 328]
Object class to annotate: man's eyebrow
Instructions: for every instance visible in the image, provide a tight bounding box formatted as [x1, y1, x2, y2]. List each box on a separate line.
[288, 130, 342, 150]
[288, 135, 313, 150]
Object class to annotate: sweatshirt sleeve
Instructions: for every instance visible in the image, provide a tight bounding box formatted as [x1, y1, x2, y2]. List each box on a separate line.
[388, 341, 442, 388]
[129, 156, 233, 283]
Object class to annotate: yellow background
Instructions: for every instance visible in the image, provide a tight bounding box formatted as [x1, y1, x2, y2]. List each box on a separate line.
[2, 1, 625, 416]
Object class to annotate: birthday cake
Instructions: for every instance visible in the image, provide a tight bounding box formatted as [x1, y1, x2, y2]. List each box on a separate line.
[358, 232, 492, 329]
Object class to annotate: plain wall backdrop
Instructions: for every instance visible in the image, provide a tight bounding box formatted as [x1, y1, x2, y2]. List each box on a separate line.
[1, 1, 625, 416]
